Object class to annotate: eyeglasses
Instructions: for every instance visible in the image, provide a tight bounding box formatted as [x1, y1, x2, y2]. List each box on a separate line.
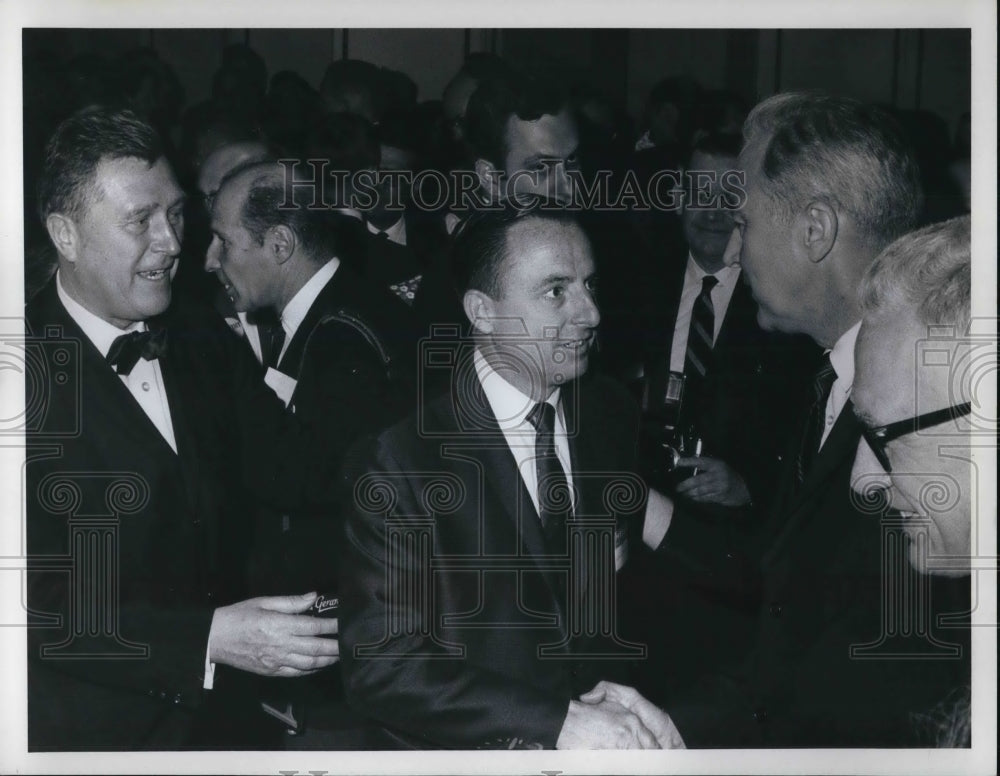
[860, 402, 972, 473]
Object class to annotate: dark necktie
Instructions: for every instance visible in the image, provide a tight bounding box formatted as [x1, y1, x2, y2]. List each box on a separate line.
[684, 274, 719, 382]
[106, 328, 168, 376]
[527, 401, 572, 550]
[250, 308, 285, 369]
[795, 354, 838, 486]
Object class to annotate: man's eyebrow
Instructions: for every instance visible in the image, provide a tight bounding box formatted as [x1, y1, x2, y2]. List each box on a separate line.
[534, 273, 573, 288]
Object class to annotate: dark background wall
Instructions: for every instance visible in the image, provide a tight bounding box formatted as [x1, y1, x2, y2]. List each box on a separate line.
[21, 27, 971, 133]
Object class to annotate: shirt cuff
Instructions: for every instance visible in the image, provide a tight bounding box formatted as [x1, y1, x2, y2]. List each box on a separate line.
[203, 645, 216, 690]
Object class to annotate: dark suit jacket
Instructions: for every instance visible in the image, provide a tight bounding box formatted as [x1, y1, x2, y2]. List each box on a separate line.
[24, 281, 344, 751]
[661, 401, 971, 747]
[633, 255, 819, 509]
[339, 357, 647, 749]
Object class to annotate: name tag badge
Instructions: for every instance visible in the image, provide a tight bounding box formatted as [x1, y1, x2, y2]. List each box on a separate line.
[264, 367, 297, 408]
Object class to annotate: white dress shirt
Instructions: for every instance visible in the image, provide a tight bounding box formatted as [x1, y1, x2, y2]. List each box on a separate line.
[474, 349, 575, 517]
[365, 214, 408, 246]
[276, 257, 341, 366]
[820, 320, 861, 450]
[669, 255, 742, 373]
[56, 272, 177, 453]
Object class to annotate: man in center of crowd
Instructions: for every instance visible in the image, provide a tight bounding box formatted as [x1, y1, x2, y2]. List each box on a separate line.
[339, 203, 683, 749]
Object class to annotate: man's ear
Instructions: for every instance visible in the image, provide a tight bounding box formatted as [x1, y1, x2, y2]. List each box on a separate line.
[463, 289, 495, 335]
[45, 213, 79, 263]
[474, 158, 502, 203]
[266, 224, 296, 265]
[799, 200, 838, 263]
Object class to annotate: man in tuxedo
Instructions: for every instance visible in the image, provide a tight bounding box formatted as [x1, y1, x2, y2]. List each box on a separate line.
[25, 107, 339, 751]
[339, 204, 683, 749]
[636, 92, 962, 746]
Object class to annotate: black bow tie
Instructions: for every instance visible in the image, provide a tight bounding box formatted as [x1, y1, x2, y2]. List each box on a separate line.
[106, 328, 168, 375]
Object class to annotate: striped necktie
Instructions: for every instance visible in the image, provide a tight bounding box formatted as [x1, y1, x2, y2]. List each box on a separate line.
[795, 354, 838, 486]
[683, 274, 719, 387]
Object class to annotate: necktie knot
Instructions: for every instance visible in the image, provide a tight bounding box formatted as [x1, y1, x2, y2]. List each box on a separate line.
[106, 328, 168, 375]
[701, 275, 719, 294]
[813, 354, 838, 399]
[527, 401, 556, 435]
[248, 307, 286, 369]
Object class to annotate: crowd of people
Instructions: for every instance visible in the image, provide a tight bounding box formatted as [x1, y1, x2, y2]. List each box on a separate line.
[22, 42, 977, 753]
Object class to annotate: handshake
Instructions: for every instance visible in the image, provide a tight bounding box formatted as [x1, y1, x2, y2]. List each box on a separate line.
[556, 681, 686, 749]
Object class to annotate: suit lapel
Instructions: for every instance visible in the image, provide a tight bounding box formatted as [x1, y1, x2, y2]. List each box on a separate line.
[37, 286, 180, 461]
[763, 401, 862, 564]
[277, 270, 347, 378]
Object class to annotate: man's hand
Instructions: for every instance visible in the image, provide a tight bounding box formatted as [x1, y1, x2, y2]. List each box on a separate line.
[579, 681, 686, 749]
[208, 592, 340, 677]
[556, 698, 660, 749]
[675, 456, 751, 507]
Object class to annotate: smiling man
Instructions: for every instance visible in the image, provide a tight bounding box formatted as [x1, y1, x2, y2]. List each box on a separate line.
[339, 203, 683, 749]
[26, 107, 344, 751]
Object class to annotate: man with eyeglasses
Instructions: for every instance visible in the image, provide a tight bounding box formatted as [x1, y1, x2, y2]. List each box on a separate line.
[634, 93, 971, 748]
[851, 215, 974, 578]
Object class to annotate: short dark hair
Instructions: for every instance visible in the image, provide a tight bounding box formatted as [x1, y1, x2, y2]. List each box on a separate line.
[688, 130, 743, 164]
[227, 161, 335, 261]
[464, 72, 569, 166]
[743, 91, 923, 252]
[451, 198, 587, 298]
[37, 105, 163, 224]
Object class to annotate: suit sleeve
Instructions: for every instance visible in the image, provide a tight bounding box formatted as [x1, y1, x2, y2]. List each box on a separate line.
[25, 454, 215, 709]
[338, 436, 571, 749]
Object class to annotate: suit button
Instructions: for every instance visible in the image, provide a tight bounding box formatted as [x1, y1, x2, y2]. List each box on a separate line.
[769, 602, 782, 617]
[159, 691, 167, 700]
[725, 551, 736, 560]
[753, 707, 768, 723]
[173, 693, 183, 705]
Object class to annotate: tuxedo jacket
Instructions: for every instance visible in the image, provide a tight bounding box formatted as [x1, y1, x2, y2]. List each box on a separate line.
[338, 360, 647, 749]
[24, 281, 344, 751]
[662, 401, 971, 747]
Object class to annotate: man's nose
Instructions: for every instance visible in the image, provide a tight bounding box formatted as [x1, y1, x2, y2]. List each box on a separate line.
[553, 163, 574, 205]
[574, 285, 601, 328]
[151, 213, 182, 256]
[204, 237, 221, 272]
[723, 227, 742, 267]
[850, 438, 892, 509]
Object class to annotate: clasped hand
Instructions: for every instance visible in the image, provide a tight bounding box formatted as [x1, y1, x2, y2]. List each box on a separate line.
[208, 592, 340, 678]
[556, 681, 685, 749]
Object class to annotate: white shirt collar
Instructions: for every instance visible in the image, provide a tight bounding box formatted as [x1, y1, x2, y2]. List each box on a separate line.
[366, 214, 407, 246]
[685, 252, 741, 288]
[474, 348, 561, 435]
[278, 258, 340, 342]
[828, 320, 862, 386]
[56, 270, 144, 357]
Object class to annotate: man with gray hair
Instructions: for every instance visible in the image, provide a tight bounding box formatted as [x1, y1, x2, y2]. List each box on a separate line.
[851, 215, 974, 576]
[851, 215, 974, 746]
[637, 92, 968, 746]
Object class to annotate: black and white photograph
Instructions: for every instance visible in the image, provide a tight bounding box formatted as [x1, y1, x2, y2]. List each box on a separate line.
[0, 1, 995, 774]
